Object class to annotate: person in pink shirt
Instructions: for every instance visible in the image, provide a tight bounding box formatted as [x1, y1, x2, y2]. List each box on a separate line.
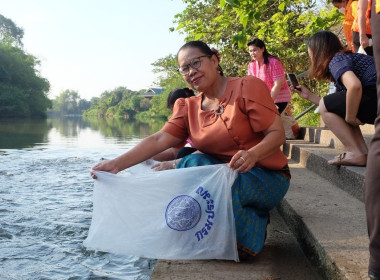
[247, 39, 292, 113]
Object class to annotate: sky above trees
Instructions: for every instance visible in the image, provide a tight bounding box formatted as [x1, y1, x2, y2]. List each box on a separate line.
[1, 0, 186, 101]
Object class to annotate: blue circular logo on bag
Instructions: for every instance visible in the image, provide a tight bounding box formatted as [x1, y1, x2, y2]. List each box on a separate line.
[165, 195, 201, 231]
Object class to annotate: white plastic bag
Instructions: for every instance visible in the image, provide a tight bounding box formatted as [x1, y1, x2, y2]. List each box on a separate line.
[358, 46, 367, 55]
[281, 104, 300, 140]
[84, 163, 239, 261]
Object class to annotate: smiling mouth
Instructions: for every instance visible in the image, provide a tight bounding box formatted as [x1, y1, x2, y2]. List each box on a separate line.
[191, 76, 201, 84]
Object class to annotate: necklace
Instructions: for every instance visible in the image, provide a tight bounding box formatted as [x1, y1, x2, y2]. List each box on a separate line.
[214, 104, 224, 115]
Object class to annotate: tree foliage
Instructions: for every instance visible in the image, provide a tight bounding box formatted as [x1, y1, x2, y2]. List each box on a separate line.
[83, 87, 152, 119]
[173, 0, 341, 76]
[50, 89, 91, 116]
[0, 14, 51, 118]
[0, 14, 24, 47]
[138, 54, 188, 121]
[169, 0, 342, 125]
[0, 42, 51, 118]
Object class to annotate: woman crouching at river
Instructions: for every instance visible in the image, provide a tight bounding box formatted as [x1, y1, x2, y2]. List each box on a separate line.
[92, 41, 290, 259]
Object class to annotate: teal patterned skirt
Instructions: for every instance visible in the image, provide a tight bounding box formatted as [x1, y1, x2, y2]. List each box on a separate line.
[176, 153, 290, 256]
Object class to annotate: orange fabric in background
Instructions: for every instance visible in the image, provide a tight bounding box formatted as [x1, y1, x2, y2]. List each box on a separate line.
[343, 0, 355, 51]
[352, 0, 372, 34]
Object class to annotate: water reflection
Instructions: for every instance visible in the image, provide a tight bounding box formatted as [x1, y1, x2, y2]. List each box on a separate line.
[0, 119, 51, 149]
[0, 117, 166, 150]
[83, 116, 165, 139]
[47, 117, 92, 138]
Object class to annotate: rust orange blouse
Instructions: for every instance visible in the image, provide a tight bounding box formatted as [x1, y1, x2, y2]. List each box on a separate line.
[161, 76, 288, 170]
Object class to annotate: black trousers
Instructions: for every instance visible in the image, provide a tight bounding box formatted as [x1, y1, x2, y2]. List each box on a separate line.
[366, 1, 380, 274]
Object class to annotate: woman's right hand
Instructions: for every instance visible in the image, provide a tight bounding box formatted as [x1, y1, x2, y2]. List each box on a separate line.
[91, 159, 120, 179]
[290, 84, 311, 100]
[346, 117, 364, 126]
[151, 160, 175, 171]
[291, 84, 321, 106]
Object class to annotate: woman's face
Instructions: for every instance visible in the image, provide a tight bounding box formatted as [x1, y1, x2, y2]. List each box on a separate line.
[333, 0, 347, 12]
[177, 47, 219, 92]
[248, 45, 264, 62]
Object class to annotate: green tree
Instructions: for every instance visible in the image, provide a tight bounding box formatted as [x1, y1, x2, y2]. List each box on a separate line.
[0, 43, 50, 118]
[78, 99, 91, 112]
[171, 0, 342, 125]
[151, 54, 185, 88]
[141, 54, 187, 120]
[140, 97, 152, 111]
[0, 14, 24, 47]
[83, 86, 144, 119]
[50, 89, 90, 115]
[173, 0, 341, 76]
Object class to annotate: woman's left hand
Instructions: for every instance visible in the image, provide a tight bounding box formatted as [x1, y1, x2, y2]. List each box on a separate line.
[228, 150, 257, 173]
[151, 160, 175, 171]
[346, 116, 364, 126]
[91, 159, 120, 179]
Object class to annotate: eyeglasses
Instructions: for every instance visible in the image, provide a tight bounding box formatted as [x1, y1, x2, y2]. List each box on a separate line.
[178, 55, 211, 75]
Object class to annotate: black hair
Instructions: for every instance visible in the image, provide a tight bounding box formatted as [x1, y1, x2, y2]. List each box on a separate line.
[166, 88, 195, 110]
[177, 40, 224, 76]
[247, 38, 277, 65]
[307, 30, 347, 81]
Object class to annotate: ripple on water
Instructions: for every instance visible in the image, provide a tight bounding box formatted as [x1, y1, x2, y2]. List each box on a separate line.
[0, 228, 13, 240]
[0, 148, 155, 279]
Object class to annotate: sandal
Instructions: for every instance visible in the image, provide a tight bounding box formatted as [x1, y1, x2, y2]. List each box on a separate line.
[328, 153, 367, 166]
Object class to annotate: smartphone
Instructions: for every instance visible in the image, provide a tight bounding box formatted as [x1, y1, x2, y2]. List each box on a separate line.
[287, 73, 299, 88]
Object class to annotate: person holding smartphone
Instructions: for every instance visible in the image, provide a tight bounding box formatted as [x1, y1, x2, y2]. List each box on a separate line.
[247, 39, 292, 113]
[290, 30, 377, 166]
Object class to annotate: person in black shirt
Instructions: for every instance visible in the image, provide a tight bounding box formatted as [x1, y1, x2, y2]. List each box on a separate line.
[290, 30, 377, 166]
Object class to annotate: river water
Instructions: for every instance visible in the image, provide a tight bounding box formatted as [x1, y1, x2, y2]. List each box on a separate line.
[0, 117, 165, 280]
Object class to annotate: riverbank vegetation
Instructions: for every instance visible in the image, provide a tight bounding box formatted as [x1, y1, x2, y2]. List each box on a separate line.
[139, 0, 343, 126]
[165, 0, 342, 126]
[0, 15, 51, 118]
[49, 90, 91, 117]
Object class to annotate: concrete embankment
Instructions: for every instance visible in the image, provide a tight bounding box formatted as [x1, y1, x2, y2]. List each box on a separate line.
[151, 125, 373, 280]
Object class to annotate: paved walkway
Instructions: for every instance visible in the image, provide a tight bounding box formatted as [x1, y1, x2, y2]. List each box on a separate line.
[150, 209, 323, 280]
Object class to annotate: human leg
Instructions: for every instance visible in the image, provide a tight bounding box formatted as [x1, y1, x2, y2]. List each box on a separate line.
[319, 98, 368, 164]
[365, 34, 374, 56]
[353, 31, 361, 52]
[177, 154, 290, 256]
[275, 102, 288, 114]
[366, 1, 380, 277]
[231, 167, 289, 255]
[366, 86, 380, 279]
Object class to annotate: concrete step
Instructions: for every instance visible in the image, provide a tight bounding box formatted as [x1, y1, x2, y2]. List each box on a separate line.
[283, 139, 366, 202]
[277, 160, 369, 280]
[299, 125, 374, 150]
[151, 125, 373, 280]
[151, 208, 323, 280]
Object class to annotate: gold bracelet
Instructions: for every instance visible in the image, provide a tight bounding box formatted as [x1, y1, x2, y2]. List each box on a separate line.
[172, 159, 177, 169]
